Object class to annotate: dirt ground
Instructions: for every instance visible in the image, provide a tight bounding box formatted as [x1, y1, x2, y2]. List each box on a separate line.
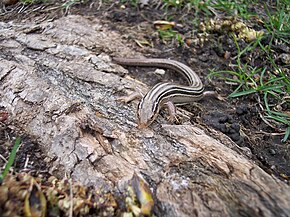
[0, 0, 289, 197]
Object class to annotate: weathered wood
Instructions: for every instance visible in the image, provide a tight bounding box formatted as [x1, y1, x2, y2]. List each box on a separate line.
[0, 15, 289, 216]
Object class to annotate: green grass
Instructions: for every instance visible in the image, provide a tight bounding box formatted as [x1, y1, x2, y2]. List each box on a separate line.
[193, 0, 290, 141]
[264, 1, 290, 44]
[208, 34, 290, 141]
[210, 0, 258, 19]
[0, 137, 22, 182]
[157, 29, 185, 45]
[60, 0, 89, 14]
[160, 0, 258, 19]
[20, 0, 48, 4]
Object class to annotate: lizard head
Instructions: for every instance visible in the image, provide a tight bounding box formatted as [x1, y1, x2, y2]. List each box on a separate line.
[137, 98, 160, 129]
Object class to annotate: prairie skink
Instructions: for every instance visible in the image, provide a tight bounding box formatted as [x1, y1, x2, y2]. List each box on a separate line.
[113, 57, 209, 128]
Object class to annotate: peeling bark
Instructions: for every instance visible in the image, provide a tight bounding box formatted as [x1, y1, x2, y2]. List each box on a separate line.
[0, 15, 289, 216]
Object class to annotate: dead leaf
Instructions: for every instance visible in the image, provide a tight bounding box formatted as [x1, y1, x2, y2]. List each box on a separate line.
[153, 20, 176, 30]
[131, 172, 154, 216]
[24, 178, 47, 217]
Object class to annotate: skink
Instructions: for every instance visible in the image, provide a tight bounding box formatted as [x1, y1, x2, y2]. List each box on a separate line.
[113, 57, 208, 128]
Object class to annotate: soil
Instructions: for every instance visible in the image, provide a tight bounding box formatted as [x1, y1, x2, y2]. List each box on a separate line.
[0, 0, 289, 187]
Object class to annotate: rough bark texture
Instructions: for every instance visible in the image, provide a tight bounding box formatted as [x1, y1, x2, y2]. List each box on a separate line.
[0, 15, 289, 216]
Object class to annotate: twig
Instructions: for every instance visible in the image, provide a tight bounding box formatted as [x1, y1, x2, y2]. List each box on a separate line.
[23, 154, 30, 169]
[0, 154, 7, 164]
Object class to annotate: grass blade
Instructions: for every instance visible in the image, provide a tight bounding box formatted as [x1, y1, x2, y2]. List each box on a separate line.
[282, 127, 290, 142]
[229, 89, 257, 97]
[0, 137, 22, 182]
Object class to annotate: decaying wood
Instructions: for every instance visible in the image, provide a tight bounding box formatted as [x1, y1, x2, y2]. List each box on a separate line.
[0, 15, 289, 216]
